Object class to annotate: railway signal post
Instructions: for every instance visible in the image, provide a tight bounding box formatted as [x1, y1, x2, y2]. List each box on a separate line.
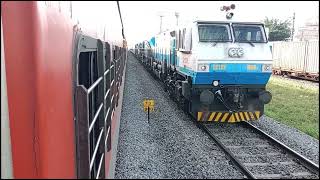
[143, 99, 155, 123]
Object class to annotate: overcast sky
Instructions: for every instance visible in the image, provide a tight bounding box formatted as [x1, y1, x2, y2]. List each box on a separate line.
[71, 1, 319, 47]
[119, 1, 318, 47]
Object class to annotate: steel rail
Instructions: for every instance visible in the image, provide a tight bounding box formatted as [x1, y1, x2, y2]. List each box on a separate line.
[198, 123, 256, 179]
[242, 121, 319, 175]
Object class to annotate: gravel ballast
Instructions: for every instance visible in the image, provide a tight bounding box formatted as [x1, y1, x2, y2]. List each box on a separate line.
[114, 53, 244, 179]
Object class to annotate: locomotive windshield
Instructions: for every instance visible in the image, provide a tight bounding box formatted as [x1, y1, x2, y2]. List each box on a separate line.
[198, 24, 232, 42]
[233, 24, 267, 43]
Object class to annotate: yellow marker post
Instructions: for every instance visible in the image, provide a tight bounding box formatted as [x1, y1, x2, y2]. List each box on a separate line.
[143, 99, 155, 123]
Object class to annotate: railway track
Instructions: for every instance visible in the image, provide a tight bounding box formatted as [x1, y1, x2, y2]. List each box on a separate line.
[198, 122, 319, 179]
[134, 53, 319, 178]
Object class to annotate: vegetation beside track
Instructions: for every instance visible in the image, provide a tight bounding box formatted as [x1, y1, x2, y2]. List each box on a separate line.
[265, 76, 319, 139]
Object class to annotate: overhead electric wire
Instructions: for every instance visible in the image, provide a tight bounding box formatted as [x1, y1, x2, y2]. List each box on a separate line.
[117, 1, 125, 39]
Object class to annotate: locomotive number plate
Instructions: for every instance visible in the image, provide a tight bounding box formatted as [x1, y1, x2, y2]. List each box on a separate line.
[213, 64, 226, 70]
[247, 65, 257, 70]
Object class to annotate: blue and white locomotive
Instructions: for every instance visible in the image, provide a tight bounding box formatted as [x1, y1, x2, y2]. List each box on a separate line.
[134, 5, 272, 123]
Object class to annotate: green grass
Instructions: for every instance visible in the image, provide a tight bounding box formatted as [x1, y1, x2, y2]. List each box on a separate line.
[265, 76, 319, 139]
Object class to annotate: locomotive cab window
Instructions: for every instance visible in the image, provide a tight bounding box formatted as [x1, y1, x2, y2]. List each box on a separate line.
[233, 24, 267, 43]
[198, 24, 231, 42]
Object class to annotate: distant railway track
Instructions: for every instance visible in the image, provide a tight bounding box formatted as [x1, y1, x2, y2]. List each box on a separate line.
[272, 69, 319, 82]
[198, 122, 319, 179]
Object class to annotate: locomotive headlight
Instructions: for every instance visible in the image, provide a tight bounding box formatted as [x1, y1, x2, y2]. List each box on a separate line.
[198, 64, 209, 72]
[262, 64, 272, 72]
[213, 80, 219, 86]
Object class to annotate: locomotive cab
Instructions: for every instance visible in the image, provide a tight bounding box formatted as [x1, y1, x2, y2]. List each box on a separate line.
[172, 20, 273, 122]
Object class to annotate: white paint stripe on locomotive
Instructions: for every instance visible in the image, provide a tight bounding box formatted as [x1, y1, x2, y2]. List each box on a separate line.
[1, 17, 14, 179]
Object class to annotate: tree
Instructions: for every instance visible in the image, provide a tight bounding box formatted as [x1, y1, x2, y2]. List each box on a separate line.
[263, 17, 292, 41]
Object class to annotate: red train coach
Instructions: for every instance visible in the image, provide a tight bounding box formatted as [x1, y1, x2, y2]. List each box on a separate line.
[1, 1, 127, 178]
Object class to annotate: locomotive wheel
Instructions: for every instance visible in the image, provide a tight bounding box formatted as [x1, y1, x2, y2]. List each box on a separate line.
[181, 99, 190, 113]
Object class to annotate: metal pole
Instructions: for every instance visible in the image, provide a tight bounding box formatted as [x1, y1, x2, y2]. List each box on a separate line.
[70, 1, 72, 18]
[175, 12, 179, 26]
[160, 15, 163, 33]
[291, 12, 295, 41]
[147, 106, 150, 123]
